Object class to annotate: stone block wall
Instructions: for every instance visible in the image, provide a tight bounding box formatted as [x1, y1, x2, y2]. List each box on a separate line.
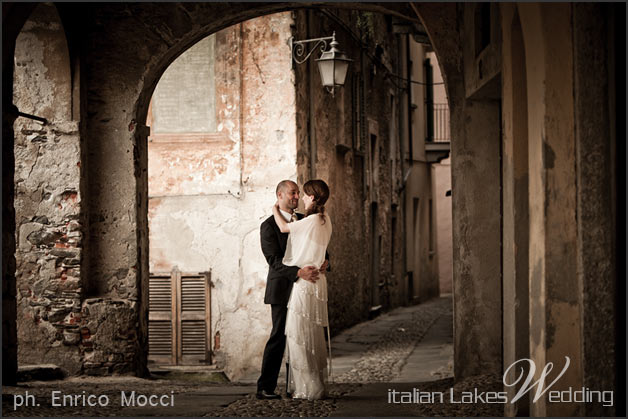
[14, 120, 83, 374]
[12, 4, 84, 375]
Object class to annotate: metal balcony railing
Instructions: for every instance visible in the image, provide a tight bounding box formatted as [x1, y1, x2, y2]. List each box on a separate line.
[433, 103, 450, 143]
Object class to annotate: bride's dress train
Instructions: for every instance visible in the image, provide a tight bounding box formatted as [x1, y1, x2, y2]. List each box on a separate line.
[282, 213, 332, 400]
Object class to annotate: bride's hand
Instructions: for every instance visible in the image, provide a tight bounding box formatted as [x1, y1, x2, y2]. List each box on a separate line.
[273, 201, 280, 212]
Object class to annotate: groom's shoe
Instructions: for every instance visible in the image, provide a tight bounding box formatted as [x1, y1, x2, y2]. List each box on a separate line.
[256, 390, 281, 400]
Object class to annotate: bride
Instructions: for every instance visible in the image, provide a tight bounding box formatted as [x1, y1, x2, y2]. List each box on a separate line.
[271, 179, 332, 400]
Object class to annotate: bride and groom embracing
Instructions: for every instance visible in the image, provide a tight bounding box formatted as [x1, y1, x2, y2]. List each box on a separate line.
[256, 179, 333, 401]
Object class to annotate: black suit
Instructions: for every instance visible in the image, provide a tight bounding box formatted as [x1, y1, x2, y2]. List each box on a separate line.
[260, 214, 302, 306]
[256, 212, 329, 393]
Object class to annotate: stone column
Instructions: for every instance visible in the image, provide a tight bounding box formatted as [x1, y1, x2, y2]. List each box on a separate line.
[500, 5, 530, 416]
[451, 98, 502, 379]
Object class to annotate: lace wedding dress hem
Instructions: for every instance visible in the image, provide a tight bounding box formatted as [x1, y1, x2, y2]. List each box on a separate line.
[285, 277, 331, 400]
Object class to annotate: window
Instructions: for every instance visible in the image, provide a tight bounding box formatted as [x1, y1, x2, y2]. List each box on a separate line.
[475, 3, 491, 57]
[149, 35, 217, 137]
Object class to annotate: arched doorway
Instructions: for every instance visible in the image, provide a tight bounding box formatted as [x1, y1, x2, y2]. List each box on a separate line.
[144, 13, 302, 378]
[138, 7, 454, 381]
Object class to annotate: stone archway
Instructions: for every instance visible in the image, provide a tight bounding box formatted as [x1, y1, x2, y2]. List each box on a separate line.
[127, 2, 468, 380]
[138, 3, 466, 378]
[74, 2, 466, 379]
[3, 1, 468, 384]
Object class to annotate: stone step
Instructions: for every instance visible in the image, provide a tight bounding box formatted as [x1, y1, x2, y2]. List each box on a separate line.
[17, 364, 66, 381]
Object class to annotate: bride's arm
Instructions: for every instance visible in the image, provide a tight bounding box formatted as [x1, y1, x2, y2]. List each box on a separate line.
[272, 203, 290, 233]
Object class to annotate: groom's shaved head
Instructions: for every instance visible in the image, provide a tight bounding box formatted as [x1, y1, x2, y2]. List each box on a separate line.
[276, 180, 297, 197]
[276, 180, 299, 211]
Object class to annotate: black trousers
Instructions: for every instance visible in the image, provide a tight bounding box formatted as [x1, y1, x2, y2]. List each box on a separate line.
[257, 304, 288, 393]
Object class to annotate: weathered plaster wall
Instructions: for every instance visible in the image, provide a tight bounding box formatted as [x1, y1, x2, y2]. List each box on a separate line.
[426, 50, 452, 295]
[402, 39, 440, 302]
[404, 162, 437, 301]
[12, 4, 71, 123]
[3, 2, 38, 386]
[519, 4, 583, 415]
[147, 13, 297, 380]
[432, 157, 452, 295]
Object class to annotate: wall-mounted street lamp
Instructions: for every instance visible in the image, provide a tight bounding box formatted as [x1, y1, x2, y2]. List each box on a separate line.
[290, 32, 353, 96]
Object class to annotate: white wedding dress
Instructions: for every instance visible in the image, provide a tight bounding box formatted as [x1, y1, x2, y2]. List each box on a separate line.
[283, 213, 332, 400]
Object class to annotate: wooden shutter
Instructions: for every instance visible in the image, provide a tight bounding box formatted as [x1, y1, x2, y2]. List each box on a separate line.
[148, 268, 212, 365]
[148, 274, 176, 365]
[178, 274, 210, 364]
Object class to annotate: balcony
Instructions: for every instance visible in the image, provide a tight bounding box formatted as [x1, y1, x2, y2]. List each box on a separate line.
[426, 102, 451, 163]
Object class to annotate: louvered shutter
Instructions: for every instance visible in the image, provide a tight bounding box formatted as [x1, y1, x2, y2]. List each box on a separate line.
[178, 274, 210, 364]
[148, 268, 212, 365]
[148, 274, 176, 365]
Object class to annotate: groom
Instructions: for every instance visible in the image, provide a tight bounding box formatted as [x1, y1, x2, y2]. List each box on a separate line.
[256, 180, 329, 399]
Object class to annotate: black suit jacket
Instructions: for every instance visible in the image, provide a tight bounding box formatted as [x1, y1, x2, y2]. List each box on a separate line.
[260, 213, 330, 305]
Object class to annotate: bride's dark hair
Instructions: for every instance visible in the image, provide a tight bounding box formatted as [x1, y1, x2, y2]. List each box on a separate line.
[303, 179, 330, 223]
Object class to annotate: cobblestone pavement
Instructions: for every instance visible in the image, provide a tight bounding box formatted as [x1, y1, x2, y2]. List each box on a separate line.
[2, 296, 502, 417]
[334, 297, 450, 383]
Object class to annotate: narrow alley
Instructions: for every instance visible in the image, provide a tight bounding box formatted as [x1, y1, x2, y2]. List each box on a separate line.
[3, 296, 503, 417]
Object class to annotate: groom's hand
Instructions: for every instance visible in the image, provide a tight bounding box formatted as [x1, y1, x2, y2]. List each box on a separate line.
[319, 260, 329, 273]
[297, 266, 320, 283]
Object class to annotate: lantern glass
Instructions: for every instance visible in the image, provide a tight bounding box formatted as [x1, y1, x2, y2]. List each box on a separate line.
[334, 60, 350, 86]
[317, 59, 335, 87]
